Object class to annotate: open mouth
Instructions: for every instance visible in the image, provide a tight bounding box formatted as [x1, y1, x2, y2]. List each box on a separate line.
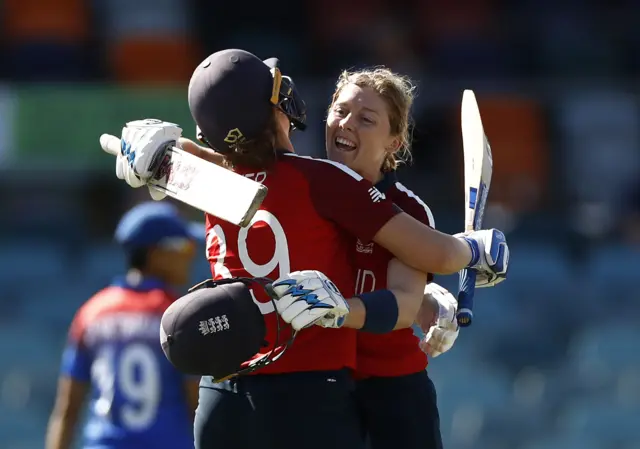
[335, 136, 357, 152]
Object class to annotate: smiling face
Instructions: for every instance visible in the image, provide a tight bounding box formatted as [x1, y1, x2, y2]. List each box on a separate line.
[326, 84, 399, 183]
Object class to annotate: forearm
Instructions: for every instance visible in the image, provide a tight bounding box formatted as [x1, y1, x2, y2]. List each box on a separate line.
[184, 380, 200, 422]
[343, 288, 421, 331]
[45, 412, 77, 449]
[343, 297, 366, 329]
[409, 229, 471, 274]
[441, 235, 474, 274]
[343, 257, 428, 331]
[178, 137, 225, 166]
[374, 214, 472, 275]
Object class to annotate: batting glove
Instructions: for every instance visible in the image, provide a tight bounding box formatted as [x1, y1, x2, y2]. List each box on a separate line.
[416, 283, 459, 358]
[456, 228, 509, 288]
[271, 270, 349, 331]
[116, 119, 183, 201]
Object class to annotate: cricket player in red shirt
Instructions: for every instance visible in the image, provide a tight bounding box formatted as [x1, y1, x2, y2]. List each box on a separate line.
[275, 67, 459, 449]
[331, 68, 447, 449]
[110, 49, 510, 449]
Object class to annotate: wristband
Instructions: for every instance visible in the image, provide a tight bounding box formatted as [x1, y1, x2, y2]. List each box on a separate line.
[462, 237, 480, 267]
[359, 289, 399, 334]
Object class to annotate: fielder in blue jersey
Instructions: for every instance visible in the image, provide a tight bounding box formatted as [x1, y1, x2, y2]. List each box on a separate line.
[45, 202, 202, 449]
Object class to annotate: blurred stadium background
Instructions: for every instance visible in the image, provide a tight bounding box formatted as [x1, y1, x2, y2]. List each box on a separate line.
[1, 0, 639, 448]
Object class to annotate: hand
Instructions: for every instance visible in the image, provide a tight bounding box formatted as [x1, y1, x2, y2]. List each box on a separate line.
[116, 119, 182, 201]
[271, 270, 349, 331]
[456, 229, 509, 288]
[417, 283, 459, 358]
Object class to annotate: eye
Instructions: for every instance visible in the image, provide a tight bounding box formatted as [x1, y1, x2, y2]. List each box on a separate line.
[332, 106, 346, 117]
[362, 116, 375, 124]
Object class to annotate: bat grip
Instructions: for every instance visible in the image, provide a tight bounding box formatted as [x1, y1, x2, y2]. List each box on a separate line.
[456, 268, 476, 327]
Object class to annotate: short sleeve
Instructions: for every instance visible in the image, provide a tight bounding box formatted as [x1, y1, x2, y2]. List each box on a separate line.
[60, 312, 92, 382]
[306, 159, 400, 243]
[392, 182, 435, 229]
[392, 182, 436, 282]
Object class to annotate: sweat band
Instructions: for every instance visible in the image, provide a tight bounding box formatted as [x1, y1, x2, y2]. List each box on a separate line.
[359, 289, 399, 334]
[463, 237, 480, 267]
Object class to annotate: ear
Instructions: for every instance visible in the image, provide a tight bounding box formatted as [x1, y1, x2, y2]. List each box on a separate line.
[385, 136, 401, 154]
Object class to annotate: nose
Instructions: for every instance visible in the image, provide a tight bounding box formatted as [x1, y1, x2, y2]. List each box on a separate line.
[339, 113, 355, 131]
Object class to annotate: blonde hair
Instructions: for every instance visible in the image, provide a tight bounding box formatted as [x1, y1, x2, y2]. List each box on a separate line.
[330, 67, 416, 172]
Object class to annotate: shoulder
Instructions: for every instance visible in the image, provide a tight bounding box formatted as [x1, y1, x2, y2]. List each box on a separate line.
[75, 287, 114, 320]
[69, 287, 114, 339]
[391, 181, 435, 228]
[280, 153, 364, 182]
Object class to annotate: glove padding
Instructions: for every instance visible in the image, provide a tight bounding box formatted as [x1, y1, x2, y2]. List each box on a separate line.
[456, 228, 509, 288]
[271, 270, 349, 331]
[416, 283, 459, 358]
[116, 119, 183, 201]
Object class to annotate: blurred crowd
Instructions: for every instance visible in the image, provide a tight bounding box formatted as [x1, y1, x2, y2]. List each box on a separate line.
[0, 0, 639, 448]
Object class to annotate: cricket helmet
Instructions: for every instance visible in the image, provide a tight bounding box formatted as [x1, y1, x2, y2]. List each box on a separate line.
[160, 276, 294, 381]
[188, 49, 306, 154]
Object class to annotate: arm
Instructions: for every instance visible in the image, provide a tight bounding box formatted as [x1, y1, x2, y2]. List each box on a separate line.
[47, 310, 92, 449]
[179, 138, 225, 166]
[45, 377, 88, 449]
[306, 163, 473, 276]
[344, 258, 427, 330]
[183, 378, 200, 421]
[373, 213, 472, 275]
[174, 148, 463, 279]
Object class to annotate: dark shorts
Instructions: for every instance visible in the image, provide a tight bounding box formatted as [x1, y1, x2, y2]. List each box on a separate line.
[195, 369, 366, 449]
[355, 370, 443, 449]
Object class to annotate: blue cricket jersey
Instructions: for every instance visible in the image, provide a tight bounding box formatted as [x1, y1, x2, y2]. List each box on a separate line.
[61, 277, 194, 449]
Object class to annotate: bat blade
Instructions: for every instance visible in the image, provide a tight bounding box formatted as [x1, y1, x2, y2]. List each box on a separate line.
[99, 134, 267, 227]
[457, 90, 494, 327]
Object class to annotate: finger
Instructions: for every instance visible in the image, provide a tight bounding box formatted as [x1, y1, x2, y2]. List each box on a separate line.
[100, 134, 121, 156]
[291, 311, 321, 331]
[280, 299, 310, 324]
[271, 278, 297, 297]
[298, 277, 325, 291]
[115, 156, 125, 180]
[494, 243, 509, 275]
[274, 293, 299, 315]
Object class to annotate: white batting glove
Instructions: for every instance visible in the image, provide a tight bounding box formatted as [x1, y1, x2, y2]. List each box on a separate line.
[416, 283, 459, 358]
[271, 270, 349, 331]
[116, 119, 183, 201]
[456, 229, 509, 288]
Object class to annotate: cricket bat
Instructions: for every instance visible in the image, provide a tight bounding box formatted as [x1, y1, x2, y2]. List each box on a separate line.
[99, 134, 267, 228]
[457, 90, 493, 327]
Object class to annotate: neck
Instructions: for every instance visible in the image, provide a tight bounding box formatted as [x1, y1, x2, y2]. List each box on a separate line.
[362, 168, 385, 185]
[276, 135, 295, 153]
[274, 112, 296, 153]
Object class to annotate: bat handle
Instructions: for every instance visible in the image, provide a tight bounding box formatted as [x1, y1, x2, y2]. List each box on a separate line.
[456, 268, 476, 327]
[100, 134, 122, 156]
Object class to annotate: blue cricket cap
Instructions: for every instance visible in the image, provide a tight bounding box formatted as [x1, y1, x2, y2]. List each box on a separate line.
[115, 202, 203, 250]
